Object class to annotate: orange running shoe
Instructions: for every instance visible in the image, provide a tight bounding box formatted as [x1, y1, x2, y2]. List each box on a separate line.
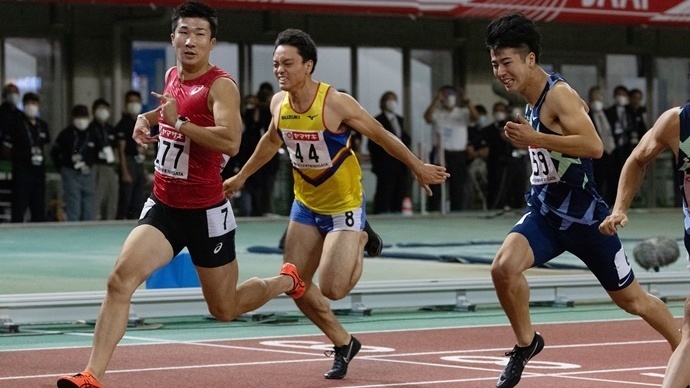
[280, 262, 306, 299]
[57, 371, 103, 388]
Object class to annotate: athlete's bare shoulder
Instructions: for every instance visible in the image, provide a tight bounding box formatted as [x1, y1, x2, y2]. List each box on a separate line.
[270, 91, 287, 115]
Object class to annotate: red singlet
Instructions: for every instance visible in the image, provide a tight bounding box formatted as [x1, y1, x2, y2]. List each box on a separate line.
[153, 66, 232, 209]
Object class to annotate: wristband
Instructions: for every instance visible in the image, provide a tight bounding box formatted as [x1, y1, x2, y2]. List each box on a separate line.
[137, 114, 150, 127]
[175, 116, 189, 131]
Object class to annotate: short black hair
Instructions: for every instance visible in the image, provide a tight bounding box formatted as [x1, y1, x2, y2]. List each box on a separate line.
[172, 1, 218, 39]
[485, 12, 542, 63]
[274, 29, 318, 74]
[613, 85, 629, 96]
[92, 98, 110, 112]
[379, 91, 397, 111]
[22, 92, 39, 104]
[2, 83, 18, 100]
[71, 104, 89, 118]
[124, 90, 141, 101]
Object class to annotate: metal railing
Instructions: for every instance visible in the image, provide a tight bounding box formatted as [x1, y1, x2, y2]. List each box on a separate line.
[1, 271, 687, 332]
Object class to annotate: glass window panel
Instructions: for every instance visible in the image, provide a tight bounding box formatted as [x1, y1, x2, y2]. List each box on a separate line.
[251, 45, 277, 96]
[356, 47, 403, 120]
[410, 50, 452, 160]
[560, 64, 598, 102]
[4, 38, 62, 137]
[313, 47, 351, 93]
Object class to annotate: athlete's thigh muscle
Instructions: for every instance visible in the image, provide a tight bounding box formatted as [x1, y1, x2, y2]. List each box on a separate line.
[318, 230, 363, 288]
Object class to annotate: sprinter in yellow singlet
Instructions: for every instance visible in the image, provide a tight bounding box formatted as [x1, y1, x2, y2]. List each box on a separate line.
[224, 28, 448, 380]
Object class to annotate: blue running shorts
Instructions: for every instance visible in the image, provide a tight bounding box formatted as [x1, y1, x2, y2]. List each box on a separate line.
[289, 199, 366, 236]
[510, 210, 634, 291]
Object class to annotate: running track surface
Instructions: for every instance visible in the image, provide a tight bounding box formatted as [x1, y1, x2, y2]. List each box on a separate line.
[1, 318, 677, 387]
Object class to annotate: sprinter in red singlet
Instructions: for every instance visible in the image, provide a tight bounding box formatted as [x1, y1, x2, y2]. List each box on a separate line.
[57, 3, 305, 387]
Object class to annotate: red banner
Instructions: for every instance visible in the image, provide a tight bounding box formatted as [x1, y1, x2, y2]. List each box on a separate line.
[58, 0, 690, 26]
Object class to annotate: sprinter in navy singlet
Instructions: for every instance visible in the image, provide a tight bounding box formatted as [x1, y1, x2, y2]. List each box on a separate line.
[486, 12, 679, 388]
[600, 102, 690, 387]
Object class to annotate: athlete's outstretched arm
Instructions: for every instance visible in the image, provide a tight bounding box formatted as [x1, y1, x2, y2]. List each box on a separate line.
[599, 107, 680, 235]
[223, 92, 285, 198]
[333, 92, 448, 195]
[153, 77, 242, 156]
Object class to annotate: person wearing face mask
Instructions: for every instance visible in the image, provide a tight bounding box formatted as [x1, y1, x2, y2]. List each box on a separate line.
[251, 84, 281, 216]
[1, 92, 51, 222]
[114, 90, 148, 220]
[604, 85, 643, 182]
[477, 101, 528, 211]
[368, 91, 411, 214]
[0, 83, 24, 162]
[89, 98, 119, 220]
[223, 93, 276, 217]
[51, 104, 101, 221]
[424, 85, 479, 212]
[629, 88, 648, 138]
[466, 104, 489, 209]
[588, 86, 617, 205]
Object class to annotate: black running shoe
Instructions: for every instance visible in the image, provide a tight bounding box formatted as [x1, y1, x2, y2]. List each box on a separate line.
[363, 221, 383, 257]
[324, 336, 361, 379]
[496, 332, 544, 388]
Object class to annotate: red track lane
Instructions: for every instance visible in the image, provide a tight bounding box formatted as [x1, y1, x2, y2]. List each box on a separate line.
[1, 319, 677, 387]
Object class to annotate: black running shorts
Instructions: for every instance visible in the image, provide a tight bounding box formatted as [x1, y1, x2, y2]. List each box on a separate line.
[138, 196, 237, 268]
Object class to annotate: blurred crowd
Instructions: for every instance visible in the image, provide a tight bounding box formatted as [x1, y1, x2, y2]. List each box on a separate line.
[0, 80, 648, 222]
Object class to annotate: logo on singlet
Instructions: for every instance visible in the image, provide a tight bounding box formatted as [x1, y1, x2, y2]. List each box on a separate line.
[307, 114, 319, 120]
[679, 157, 690, 171]
[190, 85, 204, 95]
[281, 115, 300, 120]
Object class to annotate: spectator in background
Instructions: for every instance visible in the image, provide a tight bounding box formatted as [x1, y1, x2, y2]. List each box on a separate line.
[466, 104, 489, 209]
[227, 93, 276, 216]
[223, 94, 258, 216]
[1, 92, 51, 222]
[115, 90, 147, 219]
[471, 104, 489, 131]
[254, 82, 280, 216]
[369, 91, 411, 214]
[257, 82, 274, 108]
[51, 104, 100, 221]
[90, 98, 119, 220]
[479, 102, 528, 210]
[629, 88, 648, 133]
[605, 85, 645, 195]
[424, 85, 478, 211]
[588, 85, 617, 205]
[0, 84, 23, 160]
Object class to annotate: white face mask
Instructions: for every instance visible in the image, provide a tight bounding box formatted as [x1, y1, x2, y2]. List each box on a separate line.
[245, 104, 255, 110]
[7, 93, 20, 106]
[494, 112, 507, 122]
[126, 102, 142, 116]
[24, 104, 39, 119]
[385, 99, 397, 112]
[444, 95, 457, 108]
[477, 115, 488, 127]
[74, 118, 90, 131]
[95, 108, 110, 123]
[591, 100, 604, 112]
[615, 95, 629, 106]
